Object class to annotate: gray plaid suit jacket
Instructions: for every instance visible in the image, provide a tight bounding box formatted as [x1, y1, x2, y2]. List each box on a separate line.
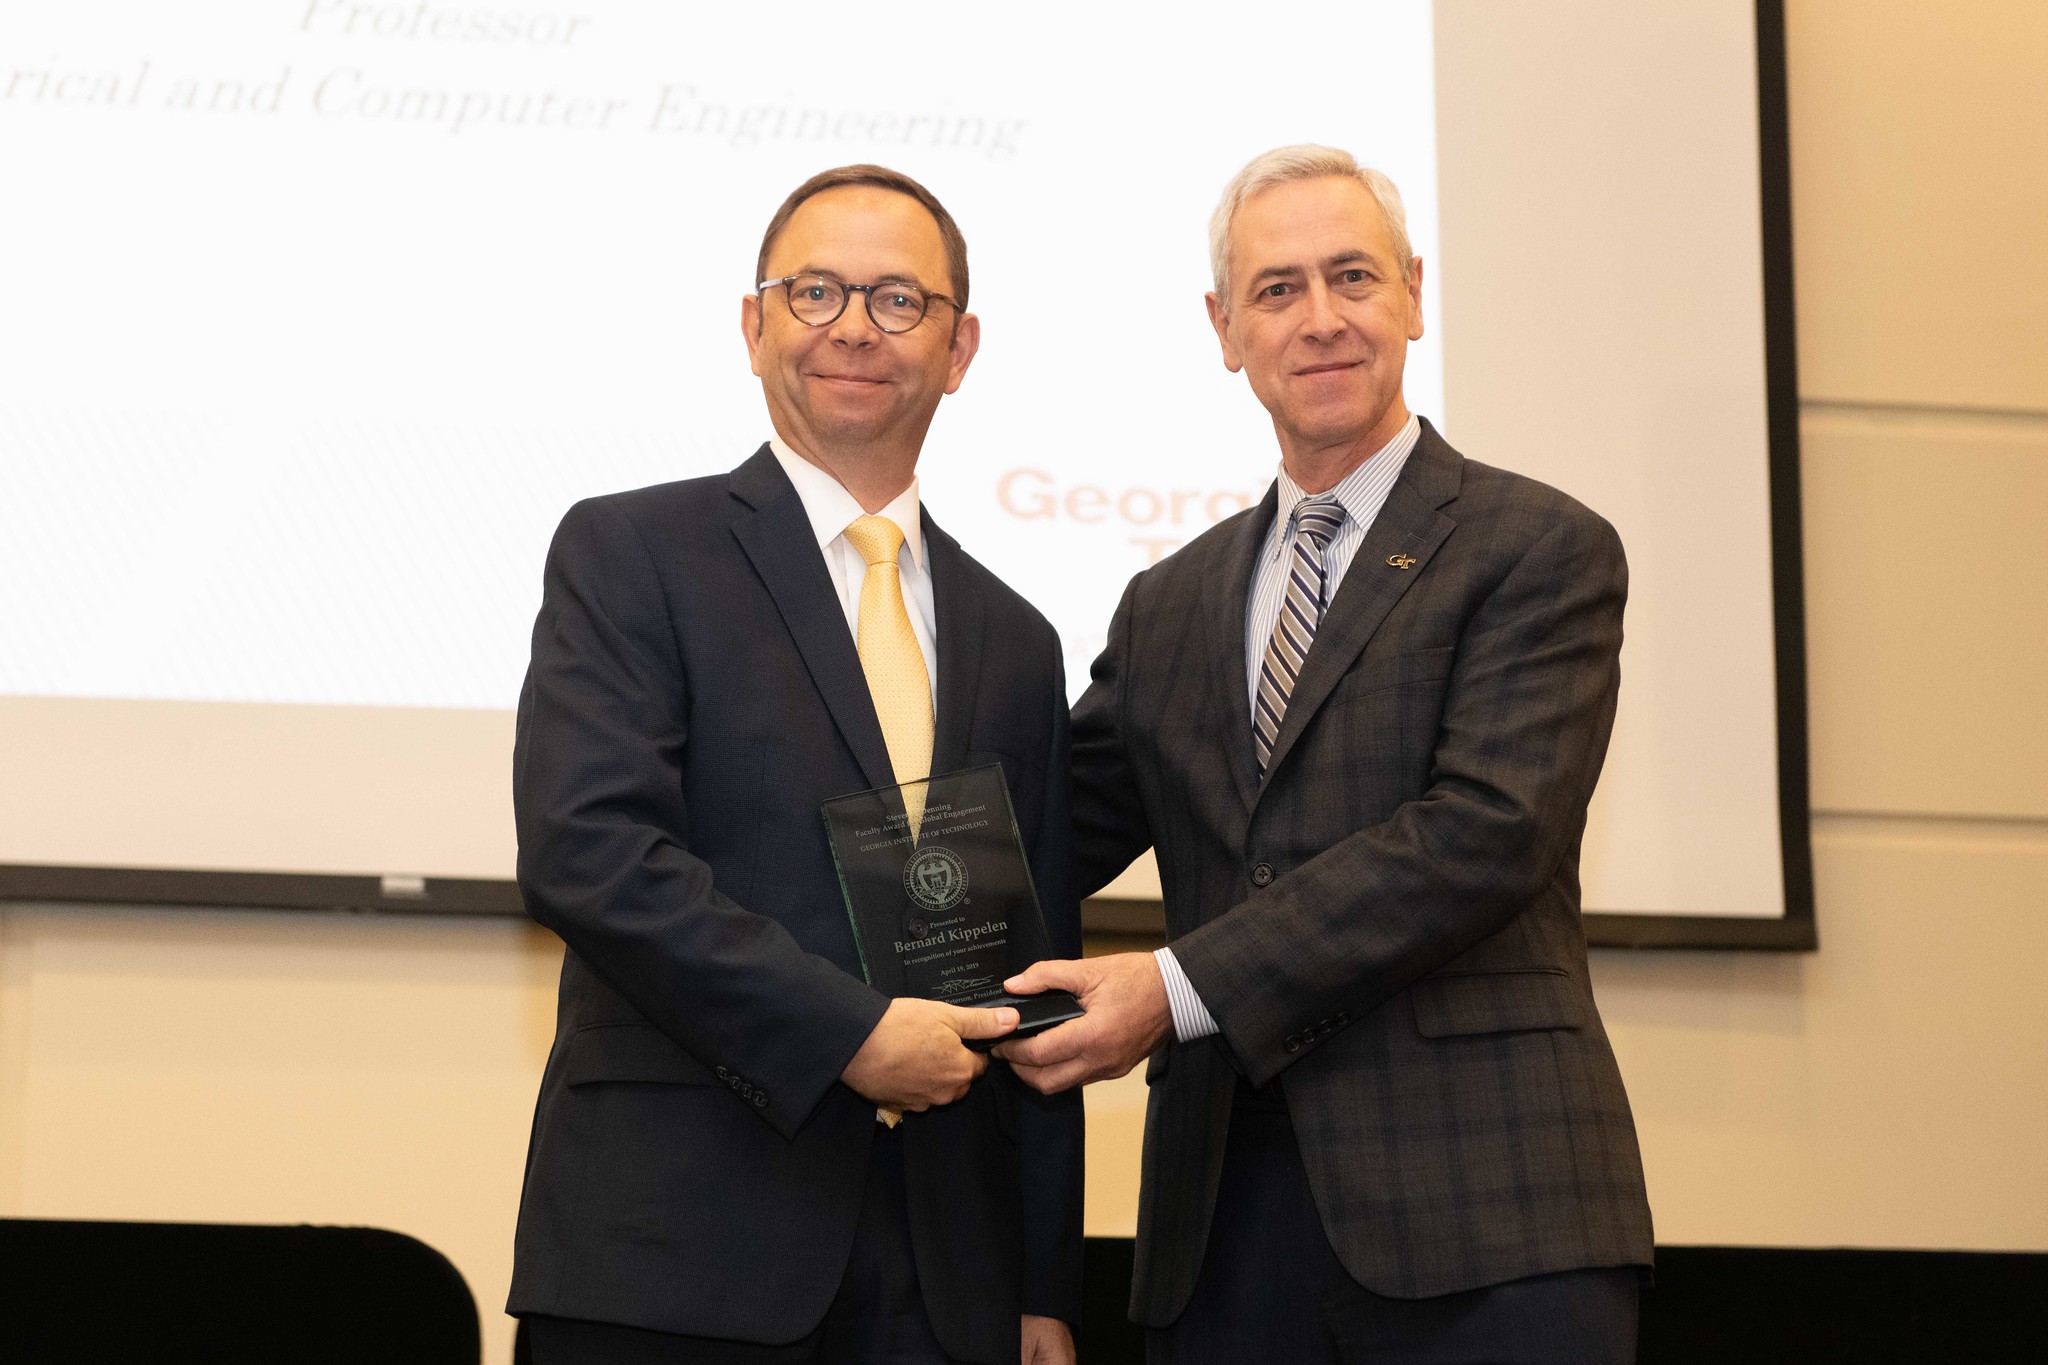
[1071, 419, 1654, 1322]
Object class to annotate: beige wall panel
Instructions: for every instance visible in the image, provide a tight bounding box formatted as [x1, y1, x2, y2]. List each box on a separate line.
[1801, 407, 2048, 817]
[1786, 0, 2048, 410]
[1082, 1069, 1147, 1239]
[1593, 813, 2048, 1250]
[0, 907, 562, 1365]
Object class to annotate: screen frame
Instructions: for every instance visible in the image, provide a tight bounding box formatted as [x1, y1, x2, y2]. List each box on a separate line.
[0, 1, 1817, 952]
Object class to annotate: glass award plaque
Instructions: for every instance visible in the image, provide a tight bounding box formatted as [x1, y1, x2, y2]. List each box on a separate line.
[823, 764, 1084, 1048]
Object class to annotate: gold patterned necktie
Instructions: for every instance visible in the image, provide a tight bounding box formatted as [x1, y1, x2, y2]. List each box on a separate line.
[842, 514, 934, 837]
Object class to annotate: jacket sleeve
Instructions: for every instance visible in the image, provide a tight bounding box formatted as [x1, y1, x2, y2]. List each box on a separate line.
[513, 496, 888, 1139]
[1016, 643, 1087, 1324]
[1168, 509, 1628, 1086]
[1069, 576, 1157, 897]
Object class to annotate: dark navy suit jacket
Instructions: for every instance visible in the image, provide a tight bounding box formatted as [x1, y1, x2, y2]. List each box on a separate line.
[507, 448, 1084, 1361]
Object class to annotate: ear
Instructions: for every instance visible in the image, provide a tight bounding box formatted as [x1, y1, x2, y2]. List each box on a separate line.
[941, 311, 981, 395]
[1204, 292, 1243, 373]
[1405, 257, 1425, 341]
[740, 293, 765, 377]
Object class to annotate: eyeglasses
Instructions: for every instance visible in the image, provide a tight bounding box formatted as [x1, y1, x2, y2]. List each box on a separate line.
[757, 274, 962, 334]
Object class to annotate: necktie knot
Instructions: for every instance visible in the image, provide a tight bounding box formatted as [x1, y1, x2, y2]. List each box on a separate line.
[843, 514, 906, 568]
[1294, 498, 1346, 548]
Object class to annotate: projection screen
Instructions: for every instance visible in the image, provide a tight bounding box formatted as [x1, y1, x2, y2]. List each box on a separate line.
[0, 1, 1813, 948]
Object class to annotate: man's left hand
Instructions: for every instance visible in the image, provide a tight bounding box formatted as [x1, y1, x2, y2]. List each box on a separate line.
[993, 953, 1172, 1094]
[1022, 1313, 1076, 1364]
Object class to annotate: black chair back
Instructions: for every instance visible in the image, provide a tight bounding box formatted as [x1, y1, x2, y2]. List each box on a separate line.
[0, 1218, 479, 1364]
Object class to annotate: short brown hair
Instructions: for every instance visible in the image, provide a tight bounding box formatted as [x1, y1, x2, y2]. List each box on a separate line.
[754, 164, 971, 309]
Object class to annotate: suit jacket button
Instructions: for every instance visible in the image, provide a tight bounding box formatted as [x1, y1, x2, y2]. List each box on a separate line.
[1251, 863, 1274, 887]
[1283, 1035, 1302, 1053]
[715, 1066, 730, 1080]
[1336, 1012, 1351, 1026]
[753, 1092, 769, 1108]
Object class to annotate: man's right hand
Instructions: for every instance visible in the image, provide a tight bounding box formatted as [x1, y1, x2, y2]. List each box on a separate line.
[841, 998, 1019, 1112]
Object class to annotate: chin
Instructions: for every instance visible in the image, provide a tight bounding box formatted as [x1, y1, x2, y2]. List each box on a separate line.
[807, 389, 891, 421]
[810, 409, 896, 443]
[1282, 406, 1376, 446]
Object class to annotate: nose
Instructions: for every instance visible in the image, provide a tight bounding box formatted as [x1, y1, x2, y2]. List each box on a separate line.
[825, 286, 884, 346]
[1300, 279, 1347, 343]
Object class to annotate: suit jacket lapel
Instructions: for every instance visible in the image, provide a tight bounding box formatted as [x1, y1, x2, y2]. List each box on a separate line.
[1256, 424, 1462, 797]
[728, 446, 897, 793]
[923, 515, 984, 779]
[1207, 484, 1280, 816]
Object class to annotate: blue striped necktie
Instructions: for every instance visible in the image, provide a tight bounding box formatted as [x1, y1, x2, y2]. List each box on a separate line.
[1254, 497, 1347, 776]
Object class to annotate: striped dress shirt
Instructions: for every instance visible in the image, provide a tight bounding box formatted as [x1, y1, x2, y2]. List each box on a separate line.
[1154, 414, 1422, 1043]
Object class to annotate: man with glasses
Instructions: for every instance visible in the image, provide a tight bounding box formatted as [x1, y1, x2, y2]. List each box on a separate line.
[508, 166, 1082, 1365]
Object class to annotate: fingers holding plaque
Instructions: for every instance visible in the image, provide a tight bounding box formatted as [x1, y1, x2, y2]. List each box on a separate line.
[823, 765, 1084, 1051]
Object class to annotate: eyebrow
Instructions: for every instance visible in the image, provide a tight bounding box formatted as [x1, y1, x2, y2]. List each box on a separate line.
[1244, 250, 1382, 292]
[791, 265, 928, 288]
[1245, 264, 1303, 291]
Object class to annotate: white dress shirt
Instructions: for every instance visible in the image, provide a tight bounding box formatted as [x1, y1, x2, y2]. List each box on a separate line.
[769, 439, 937, 698]
[1153, 414, 1422, 1044]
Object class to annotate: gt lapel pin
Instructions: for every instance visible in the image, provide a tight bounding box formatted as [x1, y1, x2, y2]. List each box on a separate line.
[1386, 553, 1418, 570]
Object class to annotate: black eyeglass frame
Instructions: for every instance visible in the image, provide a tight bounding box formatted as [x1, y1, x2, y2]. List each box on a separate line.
[756, 273, 964, 334]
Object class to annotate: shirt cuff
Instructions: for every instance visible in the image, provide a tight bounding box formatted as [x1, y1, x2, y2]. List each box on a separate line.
[1153, 947, 1220, 1042]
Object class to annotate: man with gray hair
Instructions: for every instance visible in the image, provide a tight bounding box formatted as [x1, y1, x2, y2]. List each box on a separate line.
[997, 145, 1654, 1361]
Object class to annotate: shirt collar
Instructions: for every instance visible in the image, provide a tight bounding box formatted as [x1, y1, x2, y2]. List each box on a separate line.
[769, 438, 926, 570]
[1272, 412, 1421, 527]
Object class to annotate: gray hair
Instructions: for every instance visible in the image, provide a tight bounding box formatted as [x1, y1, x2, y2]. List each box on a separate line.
[1207, 144, 1414, 303]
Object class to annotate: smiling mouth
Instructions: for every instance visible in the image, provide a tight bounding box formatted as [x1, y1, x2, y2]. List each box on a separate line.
[1294, 362, 1361, 376]
[813, 373, 889, 385]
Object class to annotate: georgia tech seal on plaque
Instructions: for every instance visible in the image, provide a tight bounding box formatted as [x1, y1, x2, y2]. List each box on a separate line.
[904, 845, 969, 914]
[821, 764, 1084, 1049]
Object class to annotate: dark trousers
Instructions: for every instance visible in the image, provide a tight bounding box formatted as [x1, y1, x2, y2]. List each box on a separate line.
[526, 1125, 960, 1365]
[1149, 1091, 1638, 1365]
